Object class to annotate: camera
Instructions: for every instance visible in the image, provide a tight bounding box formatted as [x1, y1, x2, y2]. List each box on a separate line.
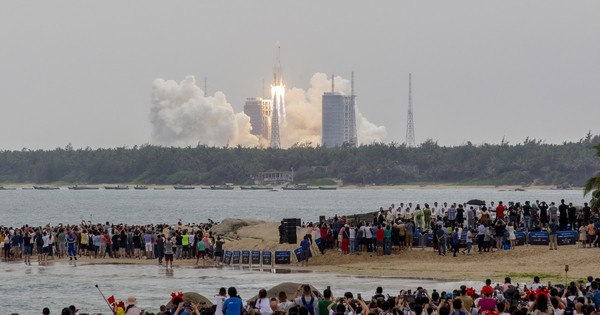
[184, 302, 191, 307]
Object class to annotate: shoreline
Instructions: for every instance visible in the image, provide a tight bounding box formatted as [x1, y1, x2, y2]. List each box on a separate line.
[0, 183, 582, 191]
[6, 243, 597, 285]
[5, 220, 595, 286]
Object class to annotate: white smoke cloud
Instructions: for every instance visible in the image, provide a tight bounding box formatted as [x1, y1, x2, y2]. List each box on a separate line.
[283, 72, 387, 146]
[356, 110, 387, 145]
[149, 73, 385, 148]
[150, 76, 259, 147]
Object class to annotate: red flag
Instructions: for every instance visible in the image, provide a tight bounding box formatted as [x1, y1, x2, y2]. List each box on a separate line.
[107, 295, 115, 305]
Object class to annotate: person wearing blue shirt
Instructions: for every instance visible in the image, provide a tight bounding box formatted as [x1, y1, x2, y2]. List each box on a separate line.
[590, 281, 600, 310]
[452, 229, 459, 257]
[67, 231, 77, 260]
[435, 225, 446, 256]
[300, 235, 310, 266]
[224, 287, 243, 315]
[11, 230, 23, 260]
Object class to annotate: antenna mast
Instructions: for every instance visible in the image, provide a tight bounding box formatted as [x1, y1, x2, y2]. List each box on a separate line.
[406, 73, 416, 147]
[331, 74, 335, 93]
[351, 71, 355, 96]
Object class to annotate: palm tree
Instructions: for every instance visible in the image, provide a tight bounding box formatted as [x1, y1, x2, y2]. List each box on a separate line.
[583, 144, 600, 209]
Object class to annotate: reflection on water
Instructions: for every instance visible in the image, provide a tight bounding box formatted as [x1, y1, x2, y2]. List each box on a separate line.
[0, 261, 483, 314]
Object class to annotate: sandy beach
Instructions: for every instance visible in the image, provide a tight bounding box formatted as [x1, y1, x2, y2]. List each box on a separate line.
[62, 220, 599, 285]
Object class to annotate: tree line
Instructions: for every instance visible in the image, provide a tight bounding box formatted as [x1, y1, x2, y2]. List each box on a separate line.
[1, 134, 599, 186]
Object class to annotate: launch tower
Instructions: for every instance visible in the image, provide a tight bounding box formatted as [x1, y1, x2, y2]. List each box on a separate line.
[270, 43, 285, 149]
[406, 73, 416, 147]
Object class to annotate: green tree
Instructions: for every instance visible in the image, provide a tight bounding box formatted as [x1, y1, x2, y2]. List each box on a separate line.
[583, 143, 600, 209]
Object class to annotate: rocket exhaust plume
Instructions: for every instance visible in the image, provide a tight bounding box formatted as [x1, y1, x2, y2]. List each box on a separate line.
[270, 42, 285, 148]
[282, 73, 387, 147]
[149, 74, 385, 148]
[150, 76, 259, 147]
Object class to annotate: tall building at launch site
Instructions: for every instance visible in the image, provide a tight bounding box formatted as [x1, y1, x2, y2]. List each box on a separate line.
[321, 73, 357, 147]
[243, 97, 272, 142]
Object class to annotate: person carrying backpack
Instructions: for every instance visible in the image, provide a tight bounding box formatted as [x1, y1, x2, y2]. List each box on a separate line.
[294, 284, 317, 315]
[589, 281, 600, 311]
[451, 298, 468, 315]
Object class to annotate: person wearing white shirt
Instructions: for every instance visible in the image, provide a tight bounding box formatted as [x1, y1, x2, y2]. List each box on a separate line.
[530, 276, 543, 291]
[253, 289, 273, 315]
[214, 287, 227, 315]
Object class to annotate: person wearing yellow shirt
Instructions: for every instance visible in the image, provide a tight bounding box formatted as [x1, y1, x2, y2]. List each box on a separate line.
[182, 231, 190, 259]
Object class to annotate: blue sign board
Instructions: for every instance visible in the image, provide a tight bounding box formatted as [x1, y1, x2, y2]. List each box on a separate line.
[232, 250, 241, 264]
[528, 232, 549, 245]
[557, 231, 577, 245]
[275, 250, 292, 264]
[315, 238, 323, 246]
[262, 251, 272, 266]
[515, 231, 526, 246]
[251, 250, 261, 265]
[241, 250, 250, 265]
[223, 250, 233, 265]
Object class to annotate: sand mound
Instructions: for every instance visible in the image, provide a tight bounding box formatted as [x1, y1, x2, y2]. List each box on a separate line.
[166, 292, 214, 308]
[248, 282, 322, 301]
[211, 218, 266, 237]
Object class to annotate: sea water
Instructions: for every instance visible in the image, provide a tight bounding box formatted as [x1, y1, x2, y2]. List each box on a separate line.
[0, 262, 484, 313]
[0, 188, 587, 226]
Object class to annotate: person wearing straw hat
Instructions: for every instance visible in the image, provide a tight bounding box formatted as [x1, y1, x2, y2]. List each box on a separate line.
[125, 296, 141, 315]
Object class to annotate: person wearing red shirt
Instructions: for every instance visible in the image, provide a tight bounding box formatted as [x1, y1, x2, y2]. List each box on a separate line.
[496, 201, 505, 219]
[376, 225, 385, 256]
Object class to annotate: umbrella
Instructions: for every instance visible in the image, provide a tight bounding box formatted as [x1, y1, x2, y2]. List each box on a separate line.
[166, 292, 214, 308]
[466, 199, 486, 206]
[249, 282, 322, 301]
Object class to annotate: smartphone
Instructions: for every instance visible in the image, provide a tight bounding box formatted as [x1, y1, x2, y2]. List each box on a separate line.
[327, 286, 331, 291]
[357, 293, 362, 300]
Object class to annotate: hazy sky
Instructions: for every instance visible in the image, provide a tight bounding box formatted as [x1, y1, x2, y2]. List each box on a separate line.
[1, 1, 599, 150]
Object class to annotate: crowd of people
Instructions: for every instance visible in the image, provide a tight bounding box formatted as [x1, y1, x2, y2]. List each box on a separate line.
[312, 199, 600, 257]
[37, 276, 600, 315]
[2, 199, 600, 266]
[0, 220, 226, 267]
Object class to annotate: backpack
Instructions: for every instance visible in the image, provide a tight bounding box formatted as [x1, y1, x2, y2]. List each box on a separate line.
[300, 296, 315, 315]
[564, 297, 575, 315]
[503, 285, 519, 307]
[36, 234, 44, 247]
